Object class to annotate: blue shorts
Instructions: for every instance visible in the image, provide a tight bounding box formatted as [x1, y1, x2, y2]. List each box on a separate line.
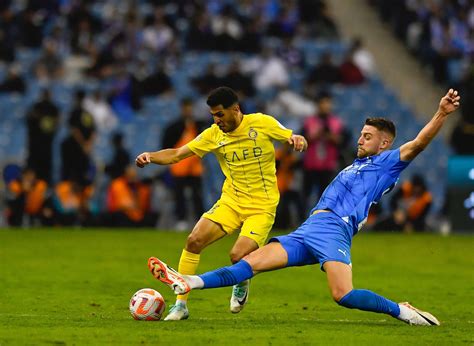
[269, 212, 353, 270]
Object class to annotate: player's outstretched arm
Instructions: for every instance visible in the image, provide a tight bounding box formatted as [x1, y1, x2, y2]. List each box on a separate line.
[399, 89, 460, 161]
[135, 145, 195, 168]
[287, 134, 308, 152]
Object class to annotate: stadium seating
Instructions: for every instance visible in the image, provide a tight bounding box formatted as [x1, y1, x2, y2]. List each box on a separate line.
[0, 43, 450, 214]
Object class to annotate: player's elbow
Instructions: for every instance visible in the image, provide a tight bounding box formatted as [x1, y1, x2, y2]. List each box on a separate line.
[411, 138, 427, 153]
[169, 156, 181, 164]
[167, 149, 183, 164]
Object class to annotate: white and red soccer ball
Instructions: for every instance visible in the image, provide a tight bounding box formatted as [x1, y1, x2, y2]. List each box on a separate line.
[129, 288, 166, 321]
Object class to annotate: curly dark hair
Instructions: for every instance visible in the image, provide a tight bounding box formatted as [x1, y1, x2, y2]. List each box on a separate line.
[206, 87, 239, 108]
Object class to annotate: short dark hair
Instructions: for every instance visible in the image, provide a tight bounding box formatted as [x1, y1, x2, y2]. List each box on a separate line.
[365, 117, 396, 138]
[206, 87, 239, 108]
[180, 97, 193, 106]
[316, 90, 332, 102]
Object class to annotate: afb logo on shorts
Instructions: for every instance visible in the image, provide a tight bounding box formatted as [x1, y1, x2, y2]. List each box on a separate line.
[248, 128, 258, 139]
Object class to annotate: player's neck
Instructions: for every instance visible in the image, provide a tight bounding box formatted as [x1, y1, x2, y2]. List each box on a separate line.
[232, 112, 244, 130]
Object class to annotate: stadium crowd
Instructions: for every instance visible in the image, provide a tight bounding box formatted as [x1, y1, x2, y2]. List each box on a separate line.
[0, 0, 470, 232]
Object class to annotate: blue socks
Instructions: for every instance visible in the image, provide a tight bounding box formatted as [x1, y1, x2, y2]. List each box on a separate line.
[338, 289, 400, 317]
[199, 260, 254, 289]
[197, 260, 401, 319]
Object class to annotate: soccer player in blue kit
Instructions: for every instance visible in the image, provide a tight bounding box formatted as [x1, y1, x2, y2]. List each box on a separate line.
[148, 89, 460, 325]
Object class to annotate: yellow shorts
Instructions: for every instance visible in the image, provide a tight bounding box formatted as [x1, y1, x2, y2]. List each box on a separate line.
[202, 200, 276, 247]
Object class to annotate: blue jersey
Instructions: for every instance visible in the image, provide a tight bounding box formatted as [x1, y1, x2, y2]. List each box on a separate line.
[311, 148, 410, 235]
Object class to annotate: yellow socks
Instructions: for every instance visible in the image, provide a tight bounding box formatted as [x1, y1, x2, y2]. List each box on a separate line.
[176, 248, 201, 302]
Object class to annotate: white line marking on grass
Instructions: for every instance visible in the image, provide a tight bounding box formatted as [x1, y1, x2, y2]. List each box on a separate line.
[194, 317, 389, 323]
[0, 314, 51, 317]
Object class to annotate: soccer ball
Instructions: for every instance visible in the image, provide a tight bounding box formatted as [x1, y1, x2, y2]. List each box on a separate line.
[129, 288, 166, 321]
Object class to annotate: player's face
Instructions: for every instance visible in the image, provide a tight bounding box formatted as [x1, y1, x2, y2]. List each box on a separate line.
[357, 125, 389, 158]
[210, 104, 242, 133]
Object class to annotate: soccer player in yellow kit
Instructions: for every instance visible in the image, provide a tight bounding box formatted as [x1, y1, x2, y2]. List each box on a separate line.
[136, 87, 307, 320]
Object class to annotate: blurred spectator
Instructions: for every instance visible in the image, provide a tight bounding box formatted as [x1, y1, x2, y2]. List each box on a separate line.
[70, 18, 95, 56]
[239, 16, 263, 53]
[186, 9, 213, 51]
[192, 63, 222, 95]
[450, 119, 474, 155]
[245, 47, 289, 91]
[391, 175, 432, 231]
[317, 1, 340, 38]
[0, 29, 15, 62]
[371, 0, 473, 85]
[210, 4, 244, 51]
[450, 65, 474, 154]
[87, 44, 116, 79]
[220, 60, 255, 97]
[339, 49, 365, 85]
[0, 65, 25, 94]
[375, 175, 432, 232]
[18, 7, 45, 48]
[298, 0, 324, 24]
[162, 98, 206, 229]
[266, 3, 299, 38]
[26, 89, 60, 184]
[301, 91, 344, 211]
[306, 52, 341, 91]
[274, 144, 305, 229]
[61, 90, 96, 184]
[108, 69, 140, 121]
[351, 37, 376, 77]
[142, 8, 174, 54]
[140, 63, 173, 97]
[105, 165, 158, 227]
[277, 34, 305, 70]
[83, 90, 118, 131]
[372, 208, 408, 232]
[105, 132, 131, 179]
[34, 40, 64, 82]
[53, 179, 94, 226]
[266, 86, 315, 119]
[5, 167, 48, 226]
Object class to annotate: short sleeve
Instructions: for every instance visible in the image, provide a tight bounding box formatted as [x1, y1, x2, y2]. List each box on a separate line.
[379, 149, 410, 177]
[260, 114, 293, 142]
[186, 127, 215, 158]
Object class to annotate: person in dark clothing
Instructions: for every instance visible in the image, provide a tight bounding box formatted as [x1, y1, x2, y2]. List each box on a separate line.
[26, 89, 60, 184]
[0, 28, 15, 62]
[191, 63, 222, 94]
[61, 90, 96, 184]
[162, 98, 208, 227]
[105, 132, 131, 179]
[375, 175, 432, 232]
[450, 66, 474, 155]
[5, 167, 49, 226]
[140, 64, 173, 97]
[220, 60, 255, 97]
[0, 66, 26, 94]
[306, 52, 341, 93]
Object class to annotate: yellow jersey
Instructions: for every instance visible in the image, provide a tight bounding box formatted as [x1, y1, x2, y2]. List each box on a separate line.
[187, 113, 293, 210]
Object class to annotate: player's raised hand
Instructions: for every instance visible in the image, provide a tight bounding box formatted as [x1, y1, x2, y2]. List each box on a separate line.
[439, 88, 461, 115]
[135, 152, 151, 168]
[287, 134, 308, 152]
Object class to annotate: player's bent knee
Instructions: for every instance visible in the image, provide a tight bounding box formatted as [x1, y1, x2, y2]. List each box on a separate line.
[229, 251, 245, 264]
[185, 233, 207, 253]
[331, 287, 352, 303]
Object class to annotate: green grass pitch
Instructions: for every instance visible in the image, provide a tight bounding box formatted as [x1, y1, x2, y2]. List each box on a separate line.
[0, 228, 473, 345]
